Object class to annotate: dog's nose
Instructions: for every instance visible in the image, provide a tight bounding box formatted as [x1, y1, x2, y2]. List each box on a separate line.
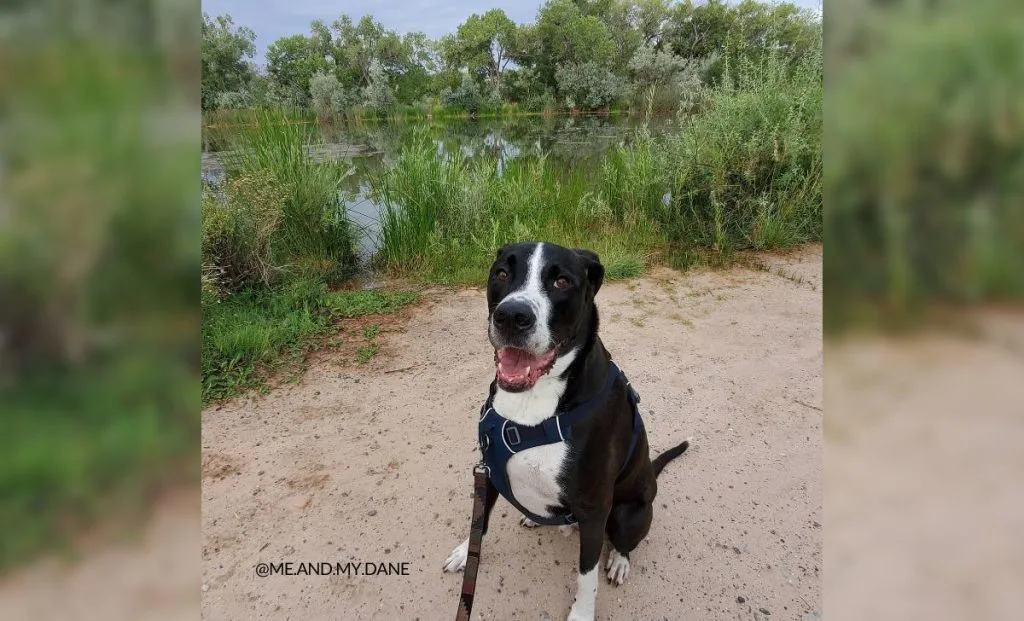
[493, 301, 536, 333]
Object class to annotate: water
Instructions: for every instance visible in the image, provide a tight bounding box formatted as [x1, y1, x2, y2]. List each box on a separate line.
[201, 114, 678, 265]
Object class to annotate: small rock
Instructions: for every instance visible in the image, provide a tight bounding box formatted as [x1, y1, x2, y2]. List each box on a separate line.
[760, 608, 771, 615]
[201, 583, 210, 592]
[737, 596, 745, 603]
[367, 509, 377, 516]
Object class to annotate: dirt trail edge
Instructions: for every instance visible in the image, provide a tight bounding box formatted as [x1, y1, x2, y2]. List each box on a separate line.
[201, 245, 822, 621]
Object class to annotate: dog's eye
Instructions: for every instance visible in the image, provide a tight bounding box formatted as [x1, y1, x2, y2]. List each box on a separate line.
[496, 269, 509, 281]
[554, 277, 571, 289]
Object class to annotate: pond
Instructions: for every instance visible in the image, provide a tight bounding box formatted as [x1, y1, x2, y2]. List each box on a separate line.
[201, 114, 679, 265]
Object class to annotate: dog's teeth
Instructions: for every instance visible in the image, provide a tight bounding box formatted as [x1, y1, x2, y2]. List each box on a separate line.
[525, 365, 532, 376]
[498, 363, 504, 374]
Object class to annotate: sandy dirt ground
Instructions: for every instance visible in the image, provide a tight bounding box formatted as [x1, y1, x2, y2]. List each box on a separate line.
[198, 245, 822, 621]
[825, 312, 1024, 621]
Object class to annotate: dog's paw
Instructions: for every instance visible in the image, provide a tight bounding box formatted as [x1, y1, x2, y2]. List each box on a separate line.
[605, 549, 631, 586]
[442, 538, 469, 573]
[558, 523, 578, 538]
[519, 516, 541, 528]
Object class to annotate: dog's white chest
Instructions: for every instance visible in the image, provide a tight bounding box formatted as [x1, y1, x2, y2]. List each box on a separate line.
[506, 442, 567, 517]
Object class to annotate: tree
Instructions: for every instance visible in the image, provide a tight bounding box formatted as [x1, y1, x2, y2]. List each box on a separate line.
[555, 61, 627, 110]
[310, 72, 358, 119]
[201, 13, 256, 110]
[442, 9, 518, 91]
[535, 0, 617, 91]
[332, 15, 408, 87]
[266, 34, 330, 108]
[362, 59, 397, 113]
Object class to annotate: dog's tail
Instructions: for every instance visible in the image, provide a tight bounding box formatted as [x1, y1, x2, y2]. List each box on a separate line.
[653, 437, 692, 477]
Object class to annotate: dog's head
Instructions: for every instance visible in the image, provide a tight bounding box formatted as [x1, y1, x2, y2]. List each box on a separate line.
[486, 241, 604, 392]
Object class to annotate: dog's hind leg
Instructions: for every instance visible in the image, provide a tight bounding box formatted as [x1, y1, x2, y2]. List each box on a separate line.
[566, 516, 606, 621]
[604, 500, 653, 586]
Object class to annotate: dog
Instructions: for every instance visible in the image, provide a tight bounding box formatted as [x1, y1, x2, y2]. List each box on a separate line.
[443, 241, 691, 621]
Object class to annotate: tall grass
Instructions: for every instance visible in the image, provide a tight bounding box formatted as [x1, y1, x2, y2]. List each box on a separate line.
[658, 42, 823, 261]
[371, 128, 664, 283]
[213, 108, 357, 283]
[371, 43, 823, 281]
[826, 1, 1024, 330]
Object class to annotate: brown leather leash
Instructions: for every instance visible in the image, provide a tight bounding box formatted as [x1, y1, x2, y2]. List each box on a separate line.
[454, 463, 489, 621]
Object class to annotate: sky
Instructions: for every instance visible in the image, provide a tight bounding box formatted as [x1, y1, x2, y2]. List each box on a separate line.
[202, 0, 823, 67]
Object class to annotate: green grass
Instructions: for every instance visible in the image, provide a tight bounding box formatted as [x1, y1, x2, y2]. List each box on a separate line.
[202, 281, 418, 404]
[369, 45, 823, 283]
[825, 1, 1024, 331]
[210, 108, 358, 284]
[1, 361, 198, 573]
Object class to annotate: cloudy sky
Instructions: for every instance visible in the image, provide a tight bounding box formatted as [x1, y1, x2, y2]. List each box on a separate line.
[202, 0, 823, 67]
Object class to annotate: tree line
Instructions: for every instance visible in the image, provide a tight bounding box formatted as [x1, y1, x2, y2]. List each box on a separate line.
[202, 0, 820, 116]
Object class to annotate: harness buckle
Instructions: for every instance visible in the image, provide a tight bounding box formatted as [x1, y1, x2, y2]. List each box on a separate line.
[473, 462, 490, 476]
[504, 426, 521, 447]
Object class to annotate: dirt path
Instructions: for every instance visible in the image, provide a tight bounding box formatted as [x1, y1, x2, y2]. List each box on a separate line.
[201, 246, 823, 621]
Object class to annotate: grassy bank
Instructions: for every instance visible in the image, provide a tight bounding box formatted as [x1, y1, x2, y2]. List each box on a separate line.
[370, 47, 823, 283]
[825, 1, 1024, 331]
[202, 280, 418, 402]
[1, 44, 198, 572]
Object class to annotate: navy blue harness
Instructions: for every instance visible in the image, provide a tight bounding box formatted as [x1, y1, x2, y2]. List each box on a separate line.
[477, 362, 644, 526]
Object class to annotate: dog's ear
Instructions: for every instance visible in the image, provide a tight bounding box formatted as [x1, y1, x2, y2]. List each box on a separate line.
[573, 248, 604, 296]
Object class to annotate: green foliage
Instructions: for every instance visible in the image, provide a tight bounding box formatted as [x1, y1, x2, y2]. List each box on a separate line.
[826, 0, 1024, 329]
[536, 0, 617, 91]
[266, 34, 330, 109]
[362, 58, 398, 112]
[201, 2, 821, 117]
[309, 71, 358, 120]
[1, 41, 198, 570]
[442, 9, 518, 89]
[660, 40, 823, 255]
[201, 13, 256, 110]
[202, 280, 419, 402]
[201, 171, 286, 291]
[216, 109, 358, 282]
[441, 73, 486, 114]
[555, 61, 628, 110]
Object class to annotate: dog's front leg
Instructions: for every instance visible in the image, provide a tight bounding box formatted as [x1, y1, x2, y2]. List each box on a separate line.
[443, 476, 499, 572]
[567, 516, 606, 621]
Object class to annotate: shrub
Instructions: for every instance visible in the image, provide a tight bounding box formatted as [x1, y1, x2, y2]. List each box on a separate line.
[201, 170, 286, 290]
[659, 40, 822, 257]
[362, 59, 398, 114]
[441, 74, 485, 114]
[555, 62, 627, 110]
[218, 109, 358, 283]
[309, 72, 358, 120]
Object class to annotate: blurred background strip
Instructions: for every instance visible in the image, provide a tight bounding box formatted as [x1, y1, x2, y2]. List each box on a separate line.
[0, 1, 200, 619]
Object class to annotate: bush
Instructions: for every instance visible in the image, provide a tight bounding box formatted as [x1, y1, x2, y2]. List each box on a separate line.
[440, 74, 485, 114]
[826, 1, 1024, 328]
[309, 72, 358, 120]
[215, 90, 253, 110]
[218, 109, 358, 284]
[201, 170, 286, 291]
[362, 59, 397, 113]
[658, 40, 823, 257]
[555, 62, 627, 110]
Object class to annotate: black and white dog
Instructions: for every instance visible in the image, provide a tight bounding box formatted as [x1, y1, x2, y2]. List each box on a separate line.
[443, 241, 691, 621]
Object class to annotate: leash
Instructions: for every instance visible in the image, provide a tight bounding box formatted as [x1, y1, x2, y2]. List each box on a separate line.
[455, 463, 489, 621]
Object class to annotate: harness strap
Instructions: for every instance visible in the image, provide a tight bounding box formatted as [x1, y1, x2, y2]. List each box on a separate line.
[454, 464, 489, 621]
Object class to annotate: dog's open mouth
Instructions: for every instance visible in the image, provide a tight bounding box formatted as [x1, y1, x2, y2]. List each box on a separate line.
[494, 347, 558, 390]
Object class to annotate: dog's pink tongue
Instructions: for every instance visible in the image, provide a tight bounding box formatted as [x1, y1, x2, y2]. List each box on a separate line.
[496, 347, 539, 376]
